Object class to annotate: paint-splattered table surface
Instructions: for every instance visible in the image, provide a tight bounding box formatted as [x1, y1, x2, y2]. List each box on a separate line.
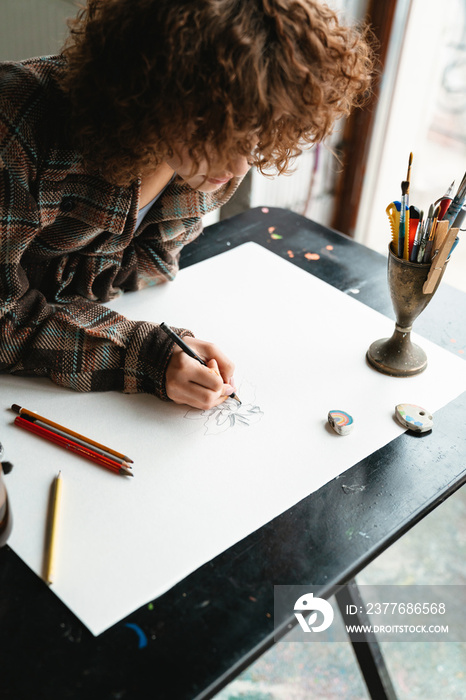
[1, 207, 465, 699]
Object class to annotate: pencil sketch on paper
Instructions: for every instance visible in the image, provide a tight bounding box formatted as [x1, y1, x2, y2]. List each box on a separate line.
[184, 380, 263, 435]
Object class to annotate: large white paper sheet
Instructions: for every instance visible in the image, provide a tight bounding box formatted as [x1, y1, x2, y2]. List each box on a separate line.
[2, 242, 466, 635]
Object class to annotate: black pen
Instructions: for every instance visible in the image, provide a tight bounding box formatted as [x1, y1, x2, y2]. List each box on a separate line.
[160, 322, 241, 404]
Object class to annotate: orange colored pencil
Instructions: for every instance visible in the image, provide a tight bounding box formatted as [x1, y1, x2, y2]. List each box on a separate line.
[11, 404, 133, 463]
[14, 417, 133, 477]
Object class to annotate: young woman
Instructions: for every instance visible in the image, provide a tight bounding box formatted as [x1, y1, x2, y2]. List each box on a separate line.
[0, 0, 373, 409]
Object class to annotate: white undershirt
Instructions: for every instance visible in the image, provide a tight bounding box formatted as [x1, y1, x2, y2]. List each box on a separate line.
[135, 174, 175, 230]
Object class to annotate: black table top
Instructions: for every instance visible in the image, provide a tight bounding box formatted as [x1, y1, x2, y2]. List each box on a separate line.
[1, 207, 465, 700]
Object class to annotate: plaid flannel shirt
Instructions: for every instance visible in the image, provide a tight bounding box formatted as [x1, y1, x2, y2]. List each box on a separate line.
[0, 55, 242, 399]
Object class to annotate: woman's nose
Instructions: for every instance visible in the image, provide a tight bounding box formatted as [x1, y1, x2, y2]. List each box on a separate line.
[228, 154, 251, 178]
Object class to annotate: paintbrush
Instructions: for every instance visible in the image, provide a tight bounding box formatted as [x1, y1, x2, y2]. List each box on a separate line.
[406, 151, 413, 186]
[398, 184, 408, 258]
[423, 203, 440, 263]
[402, 152, 413, 260]
[409, 207, 423, 262]
[417, 203, 434, 263]
[398, 152, 413, 259]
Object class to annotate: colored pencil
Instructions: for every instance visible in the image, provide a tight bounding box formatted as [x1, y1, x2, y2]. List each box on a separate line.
[14, 417, 133, 477]
[11, 404, 133, 463]
[44, 471, 62, 585]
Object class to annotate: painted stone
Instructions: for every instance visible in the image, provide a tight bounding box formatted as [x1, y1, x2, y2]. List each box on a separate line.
[395, 403, 433, 433]
[328, 410, 354, 436]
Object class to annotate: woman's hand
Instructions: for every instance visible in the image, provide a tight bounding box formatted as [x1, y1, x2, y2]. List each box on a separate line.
[165, 337, 236, 409]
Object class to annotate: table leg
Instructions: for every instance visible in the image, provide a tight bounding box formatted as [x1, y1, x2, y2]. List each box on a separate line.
[335, 580, 398, 700]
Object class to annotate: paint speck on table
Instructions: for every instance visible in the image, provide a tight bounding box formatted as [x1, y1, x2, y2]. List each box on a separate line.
[287, 250, 295, 258]
[304, 252, 320, 261]
[348, 288, 360, 294]
[268, 226, 275, 233]
[261, 207, 269, 213]
[271, 233, 282, 240]
[125, 623, 148, 649]
[325, 245, 334, 251]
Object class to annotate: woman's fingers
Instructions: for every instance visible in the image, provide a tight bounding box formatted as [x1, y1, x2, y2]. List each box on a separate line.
[165, 340, 236, 408]
[183, 337, 236, 386]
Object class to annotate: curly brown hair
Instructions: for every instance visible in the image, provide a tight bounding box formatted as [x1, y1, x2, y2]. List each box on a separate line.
[59, 0, 375, 185]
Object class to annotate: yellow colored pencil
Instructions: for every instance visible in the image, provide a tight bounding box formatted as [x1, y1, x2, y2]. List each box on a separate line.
[44, 471, 62, 585]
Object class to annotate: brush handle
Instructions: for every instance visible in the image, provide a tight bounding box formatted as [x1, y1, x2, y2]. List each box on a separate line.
[398, 195, 408, 258]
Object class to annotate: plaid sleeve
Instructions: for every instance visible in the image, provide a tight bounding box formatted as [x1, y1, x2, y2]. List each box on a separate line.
[0, 120, 191, 400]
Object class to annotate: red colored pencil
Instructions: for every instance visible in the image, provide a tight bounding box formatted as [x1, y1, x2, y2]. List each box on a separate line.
[11, 403, 133, 463]
[14, 417, 133, 477]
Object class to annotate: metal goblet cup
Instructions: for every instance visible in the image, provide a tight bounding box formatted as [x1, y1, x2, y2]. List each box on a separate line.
[366, 243, 447, 377]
